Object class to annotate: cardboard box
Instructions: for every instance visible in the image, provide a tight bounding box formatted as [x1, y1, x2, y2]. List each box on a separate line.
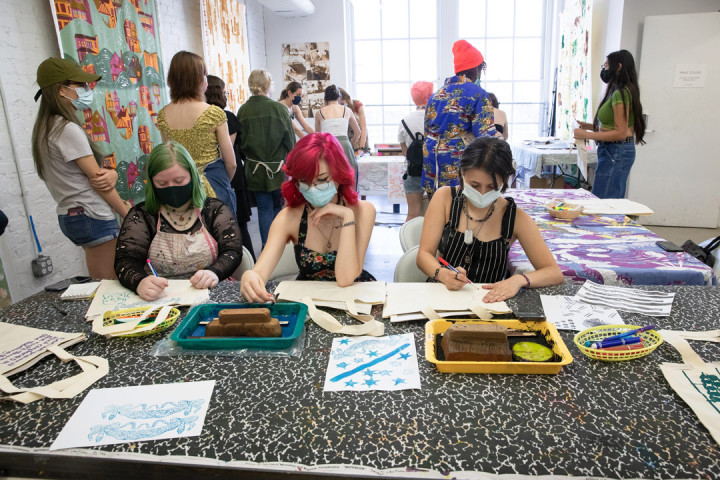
[515, 171, 564, 189]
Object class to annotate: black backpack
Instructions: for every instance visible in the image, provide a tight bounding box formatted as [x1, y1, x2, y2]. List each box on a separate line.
[401, 119, 424, 179]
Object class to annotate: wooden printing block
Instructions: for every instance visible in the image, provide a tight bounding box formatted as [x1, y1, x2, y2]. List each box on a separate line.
[441, 324, 512, 362]
[205, 317, 282, 337]
[218, 308, 271, 325]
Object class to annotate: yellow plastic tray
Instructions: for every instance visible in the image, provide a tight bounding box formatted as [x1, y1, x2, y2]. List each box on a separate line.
[103, 306, 180, 338]
[425, 319, 573, 374]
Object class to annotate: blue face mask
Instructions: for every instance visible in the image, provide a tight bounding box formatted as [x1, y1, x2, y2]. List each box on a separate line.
[463, 185, 501, 209]
[299, 182, 337, 208]
[68, 86, 94, 110]
[292, 95, 302, 105]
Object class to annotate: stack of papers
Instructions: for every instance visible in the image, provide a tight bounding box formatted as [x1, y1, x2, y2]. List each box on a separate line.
[60, 282, 101, 301]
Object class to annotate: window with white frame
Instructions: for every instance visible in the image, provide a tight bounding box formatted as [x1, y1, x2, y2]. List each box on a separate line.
[350, 0, 438, 148]
[350, 0, 549, 144]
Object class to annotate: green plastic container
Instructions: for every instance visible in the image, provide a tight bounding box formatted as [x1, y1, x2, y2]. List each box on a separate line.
[170, 302, 307, 350]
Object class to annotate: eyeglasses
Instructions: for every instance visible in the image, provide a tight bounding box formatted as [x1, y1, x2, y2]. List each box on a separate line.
[297, 177, 333, 192]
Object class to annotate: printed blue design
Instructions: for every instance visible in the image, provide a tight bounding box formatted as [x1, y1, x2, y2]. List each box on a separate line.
[329, 343, 410, 383]
[102, 400, 205, 420]
[88, 416, 199, 442]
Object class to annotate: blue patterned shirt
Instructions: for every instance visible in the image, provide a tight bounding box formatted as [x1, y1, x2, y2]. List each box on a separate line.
[422, 75, 497, 194]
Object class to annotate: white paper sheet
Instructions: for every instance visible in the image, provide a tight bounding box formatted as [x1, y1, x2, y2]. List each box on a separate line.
[382, 283, 511, 318]
[60, 282, 101, 301]
[85, 280, 210, 321]
[323, 334, 420, 392]
[572, 198, 654, 216]
[541, 295, 625, 331]
[574, 281, 675, 317]
[50, 380, 215, 450]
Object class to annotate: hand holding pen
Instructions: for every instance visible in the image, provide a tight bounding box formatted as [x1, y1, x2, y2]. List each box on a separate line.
[437, 257, 471, 291]
[136, 259, 169, 301]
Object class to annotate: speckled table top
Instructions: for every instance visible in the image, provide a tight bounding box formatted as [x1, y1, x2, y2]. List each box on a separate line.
[1, 281, 719, 479]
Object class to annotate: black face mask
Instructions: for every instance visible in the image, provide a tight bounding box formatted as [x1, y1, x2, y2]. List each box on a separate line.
[292, 95, 302, 105]
[154, 180, 193, 208]
[600, 68, 612, 84]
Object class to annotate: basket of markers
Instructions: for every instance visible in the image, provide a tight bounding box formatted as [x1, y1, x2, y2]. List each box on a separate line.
[545, 198, 583, 220]
[573, 324, 663, 362]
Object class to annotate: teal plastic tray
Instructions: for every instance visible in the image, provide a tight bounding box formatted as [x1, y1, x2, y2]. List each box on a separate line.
[170, 302, 307, 350]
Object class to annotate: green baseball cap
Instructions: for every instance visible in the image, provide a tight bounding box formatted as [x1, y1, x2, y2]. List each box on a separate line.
[36, 57, 101, 88]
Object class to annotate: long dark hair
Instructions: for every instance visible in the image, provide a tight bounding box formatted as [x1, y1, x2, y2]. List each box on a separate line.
[279, 81, 302, 101]
[594, 50, 646, 144]
[460, 137, 515, 192]
[206, 75, 226, 109]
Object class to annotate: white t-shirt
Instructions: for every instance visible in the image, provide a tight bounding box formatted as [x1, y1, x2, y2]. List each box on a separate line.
[43, 118, 115, 220]
[397, 108, 425, 147]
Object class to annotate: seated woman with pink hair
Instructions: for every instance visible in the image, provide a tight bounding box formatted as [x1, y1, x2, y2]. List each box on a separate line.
[240, 132, 376, 302]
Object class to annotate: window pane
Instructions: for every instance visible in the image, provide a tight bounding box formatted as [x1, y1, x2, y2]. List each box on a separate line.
[364, 105, 384, 125]
[487, 1, 514, 37]
[515, 0, 543, 37]
[355, 83, 384, 106]
[383, 82, 412, 105]
[353, 0, 381, 39]
[381, 0, 409, 39]
[410, 39, 436, 82]
[384, 125, 399, 144]
[368, 126, 384, 147]
[514, 38, 541, 80]
[410, 0, 436, 38]
[356, 41, 382, 83]
[384, 105, 413, 126]
[483, 82, 513, 106]
[382, 39, 410, 81]
[513, 81, 541, 102]
[512, 123, 540, 140]
[485, 38, 513, 81]
[458, 0, 486, 38]
[512, 103, 541, 124]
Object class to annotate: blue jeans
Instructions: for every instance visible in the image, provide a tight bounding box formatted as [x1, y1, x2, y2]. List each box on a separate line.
[592, 141, 636, 199]
[58, 213, 118, 247]
[255, 190, 282, 247]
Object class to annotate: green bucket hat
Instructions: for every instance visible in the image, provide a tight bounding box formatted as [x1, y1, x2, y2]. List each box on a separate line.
[36, 57, 101, 89]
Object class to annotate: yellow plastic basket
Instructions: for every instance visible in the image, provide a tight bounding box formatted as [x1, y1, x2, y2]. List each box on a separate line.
[573, 325, 663, 361]
[102, 306, 180, 338]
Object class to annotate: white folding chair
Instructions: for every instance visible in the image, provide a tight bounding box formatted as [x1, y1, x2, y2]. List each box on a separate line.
[700, 236, 720, 281]
[393, 245, 429, 282]
[398, 216, 424, 252]
[231, 246, 255, 280]
[269, 242, 300, 281]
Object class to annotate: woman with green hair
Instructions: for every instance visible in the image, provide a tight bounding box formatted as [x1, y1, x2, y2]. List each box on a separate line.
[115, 141, 243, 301]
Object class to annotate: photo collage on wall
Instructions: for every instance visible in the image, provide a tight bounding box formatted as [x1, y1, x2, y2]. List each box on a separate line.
[50, 0, 168, 206]
[281, 42, 329, 118]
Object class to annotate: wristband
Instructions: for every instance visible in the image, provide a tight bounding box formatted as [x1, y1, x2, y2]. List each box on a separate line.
[335, 220, 356, 229]
[520, 273, 531, 288]
[433, 267, 441, 281]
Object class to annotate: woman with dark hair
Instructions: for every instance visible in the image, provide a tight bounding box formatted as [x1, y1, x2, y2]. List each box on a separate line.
[31, 57, 130, 279]
[574, 49, 646, 199]
[278, 81, 314, 139]
[339, 88, 368, 154]
[115, 141, 242, 301]
[417, 137, 562, 302]
[487, 92, 508, 140]
[314, 85, 361, 175]
[240, 132, 376, 303]
[157, 51, 237, 214]
[206, 74, 255, 261]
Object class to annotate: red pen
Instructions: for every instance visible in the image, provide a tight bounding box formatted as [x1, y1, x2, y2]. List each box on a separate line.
[438, 257, 472, 284]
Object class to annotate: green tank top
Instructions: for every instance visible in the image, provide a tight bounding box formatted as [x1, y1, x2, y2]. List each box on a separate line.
[597, 89, 634, 129]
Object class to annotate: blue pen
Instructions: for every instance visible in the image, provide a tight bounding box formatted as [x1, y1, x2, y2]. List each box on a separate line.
[584, 324, 656, 347]
[438, 257, 472, 284]
[590, 336, 642, 349]
[146, 259, 159, 277]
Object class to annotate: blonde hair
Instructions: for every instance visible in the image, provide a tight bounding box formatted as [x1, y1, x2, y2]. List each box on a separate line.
[248, 69, 272, 96]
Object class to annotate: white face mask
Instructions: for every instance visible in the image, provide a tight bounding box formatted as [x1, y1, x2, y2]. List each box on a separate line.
[462, 185, 501, 209]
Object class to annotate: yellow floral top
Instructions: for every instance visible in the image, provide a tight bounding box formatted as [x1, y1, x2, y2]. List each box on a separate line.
[157, 105, 227, 198]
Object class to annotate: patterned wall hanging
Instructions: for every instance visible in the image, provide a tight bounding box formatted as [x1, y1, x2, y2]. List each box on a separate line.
[556, 0, 592, 140]
[50, 0, 168, 205]
[200, 0, 251, 114]
[282, 42, 330, 118]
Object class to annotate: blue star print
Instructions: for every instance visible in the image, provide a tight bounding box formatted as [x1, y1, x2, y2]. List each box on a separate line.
[365, 379, 378, 387]
[394, 378, 406, 386]
[365, 369, 376, 377]
[337, 362, 349, 369]
[339, 339, 350, 345]
[345, 380, 357, 387]
[367, 351, 379, 357]
[399, 352, 411, 360]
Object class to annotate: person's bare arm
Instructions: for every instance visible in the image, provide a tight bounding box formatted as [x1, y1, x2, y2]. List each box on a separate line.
[216, 122, 237, 179]
[294, 105, 315, 134]
[75, 155, 129, 217]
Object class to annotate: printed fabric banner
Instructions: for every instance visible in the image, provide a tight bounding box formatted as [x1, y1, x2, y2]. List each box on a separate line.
[50, 0, 168, 204]
[200, 0, 251, 114]
[556, 0, 592, 140]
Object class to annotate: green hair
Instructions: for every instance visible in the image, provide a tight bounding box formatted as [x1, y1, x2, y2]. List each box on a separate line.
[145, 141, 206, 214]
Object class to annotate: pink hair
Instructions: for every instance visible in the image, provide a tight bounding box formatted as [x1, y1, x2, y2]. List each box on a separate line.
[282, 132, 359, 208]
[410, 81, 434, 107]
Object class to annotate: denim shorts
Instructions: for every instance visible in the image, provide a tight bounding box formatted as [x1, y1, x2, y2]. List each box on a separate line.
[58, 213, 119, 248]
[403, 174, 422, 194]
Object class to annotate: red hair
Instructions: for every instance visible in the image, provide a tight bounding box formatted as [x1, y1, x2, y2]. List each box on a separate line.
[282, 132, 359, 207]
[410, 81, 433, 106]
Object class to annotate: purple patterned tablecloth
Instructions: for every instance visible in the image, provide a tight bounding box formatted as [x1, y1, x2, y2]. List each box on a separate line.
[505, 189, 716, 286]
